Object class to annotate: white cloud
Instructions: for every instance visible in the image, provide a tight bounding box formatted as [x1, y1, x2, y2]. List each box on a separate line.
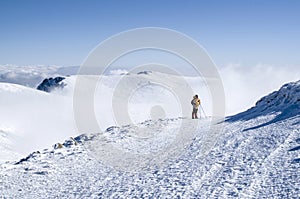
[109, 69, 129, 75]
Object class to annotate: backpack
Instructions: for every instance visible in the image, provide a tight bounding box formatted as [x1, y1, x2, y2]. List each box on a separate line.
[191, 99, 195, 105]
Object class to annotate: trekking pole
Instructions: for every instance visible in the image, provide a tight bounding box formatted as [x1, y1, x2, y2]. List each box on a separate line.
[200, 105, 207, 118]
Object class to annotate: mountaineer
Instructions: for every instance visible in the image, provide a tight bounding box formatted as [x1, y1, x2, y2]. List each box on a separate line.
[191, 95, 201, 119]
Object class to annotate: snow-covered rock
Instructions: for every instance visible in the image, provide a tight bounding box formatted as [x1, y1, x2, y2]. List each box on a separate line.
[256, 80, 300, 108]
[36, 76, 66, 92]
[137, 70, 153, 75]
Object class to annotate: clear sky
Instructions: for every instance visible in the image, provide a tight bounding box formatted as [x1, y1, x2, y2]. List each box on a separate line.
[0, 0, 299, 68]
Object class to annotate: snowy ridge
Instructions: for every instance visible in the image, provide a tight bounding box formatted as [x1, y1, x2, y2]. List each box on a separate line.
[227, 80, 300, 125]
[255, 80, 300, 109]
[0, 78, 299, 198]
[0, 80, 299, 198]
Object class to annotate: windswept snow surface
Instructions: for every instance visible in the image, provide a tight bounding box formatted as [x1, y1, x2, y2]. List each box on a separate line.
[0, 80, 299, 198]
[0, 116, 299, 198]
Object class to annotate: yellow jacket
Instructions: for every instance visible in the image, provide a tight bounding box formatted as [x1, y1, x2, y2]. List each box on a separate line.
[192, 98, 201, 109]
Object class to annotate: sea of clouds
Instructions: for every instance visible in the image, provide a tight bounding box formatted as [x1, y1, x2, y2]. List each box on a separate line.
[0, 64, 299, 116]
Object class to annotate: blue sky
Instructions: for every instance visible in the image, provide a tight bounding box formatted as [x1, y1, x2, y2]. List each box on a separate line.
[0, 0, 299, 68]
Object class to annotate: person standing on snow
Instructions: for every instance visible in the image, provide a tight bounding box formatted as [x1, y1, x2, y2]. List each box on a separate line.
[191, 95, 201, 119]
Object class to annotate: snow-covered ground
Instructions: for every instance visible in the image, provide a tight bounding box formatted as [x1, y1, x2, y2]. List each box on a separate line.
[0, 73, 299, 198]
[0, 71, 213, 162]
[0, 114, 298, 198]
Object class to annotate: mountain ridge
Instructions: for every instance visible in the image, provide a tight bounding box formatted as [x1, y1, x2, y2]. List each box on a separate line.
[226, 80, 300, 125]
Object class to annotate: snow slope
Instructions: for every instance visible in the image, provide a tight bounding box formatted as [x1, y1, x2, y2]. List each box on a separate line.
[0, 71, 211, 162]
[227, 80, 300, 123]
[0, 80, 299, 198]
[0, 83, 76, 162]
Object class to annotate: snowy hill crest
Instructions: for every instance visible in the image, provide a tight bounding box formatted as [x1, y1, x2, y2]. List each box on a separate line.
[255, 80, 300, 110]
[227, 80, 300, 127]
